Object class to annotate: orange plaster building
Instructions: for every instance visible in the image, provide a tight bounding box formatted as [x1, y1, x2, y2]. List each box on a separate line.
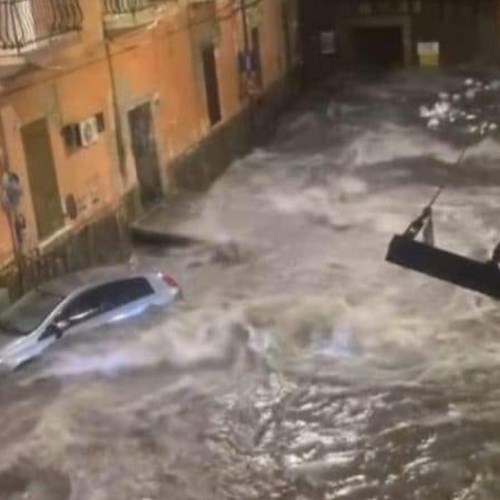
[0, 0, 301, 294]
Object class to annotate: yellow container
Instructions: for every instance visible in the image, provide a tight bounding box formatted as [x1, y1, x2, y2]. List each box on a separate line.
[418, 42, 440, 67]
[419, 54, 440, 67]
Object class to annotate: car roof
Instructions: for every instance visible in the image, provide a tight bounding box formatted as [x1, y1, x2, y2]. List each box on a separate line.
[38, 265, 152, 297]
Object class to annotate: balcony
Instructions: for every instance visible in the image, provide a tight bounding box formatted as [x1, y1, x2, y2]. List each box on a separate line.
[0, 0, 83, 78]
[102, 0, 166, 35]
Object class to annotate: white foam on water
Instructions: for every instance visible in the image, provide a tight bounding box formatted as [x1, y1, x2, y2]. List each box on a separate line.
[339, 124, 459, 167]
[465, 137, 500, 160]
[8, 71, 500, 500]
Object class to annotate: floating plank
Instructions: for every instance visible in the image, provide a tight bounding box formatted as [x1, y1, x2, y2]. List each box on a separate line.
[386, 235, 500, 300]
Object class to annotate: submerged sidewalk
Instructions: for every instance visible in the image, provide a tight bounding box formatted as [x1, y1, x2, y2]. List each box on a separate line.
[130, 193, 216, 246]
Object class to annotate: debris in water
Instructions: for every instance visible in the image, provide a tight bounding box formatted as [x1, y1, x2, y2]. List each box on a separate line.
[419, 105, 432, 119]
[211, 241, 245, 266]
[427, 118, 440, 130]
[465, 89, 477, 101]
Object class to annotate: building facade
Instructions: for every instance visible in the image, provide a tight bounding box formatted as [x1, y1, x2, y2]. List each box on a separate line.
[301, 0, 499, 81]
[0, 0, 301, 295]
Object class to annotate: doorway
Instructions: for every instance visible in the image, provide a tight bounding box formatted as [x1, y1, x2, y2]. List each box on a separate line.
[128, 102, 162, 207]
[251, 27, 263, 86]
[21, 118, 64, 241]
[352, 26, 404, 67]
[201, 43, 222, 127]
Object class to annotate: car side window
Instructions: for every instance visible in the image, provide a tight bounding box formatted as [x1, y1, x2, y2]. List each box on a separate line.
[60, 289, 102, 326]
[58, 278, 154, 326]
[96, 278, 155, 313]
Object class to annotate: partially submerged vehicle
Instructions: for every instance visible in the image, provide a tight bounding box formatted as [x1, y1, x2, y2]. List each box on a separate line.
[0, 266, 182, 371]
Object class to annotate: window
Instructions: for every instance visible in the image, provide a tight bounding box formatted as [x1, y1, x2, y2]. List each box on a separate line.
[61, 290, 102, 325]
[0, 290, 63, 336]
[60, 278, 154, 327]
[96, 278, 155, 312]
[201, 43, 222, 126]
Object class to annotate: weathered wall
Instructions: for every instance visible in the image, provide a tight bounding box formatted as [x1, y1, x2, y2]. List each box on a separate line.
[0, 0, 302, 296]
[0, 58, 119, 252]
[108, 29, 165, 194]
[0, 209, 12, 265]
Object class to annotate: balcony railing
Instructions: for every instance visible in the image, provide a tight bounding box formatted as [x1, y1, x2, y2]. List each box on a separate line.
[0, 0, 83, 53]
[103, 0, 156, 15]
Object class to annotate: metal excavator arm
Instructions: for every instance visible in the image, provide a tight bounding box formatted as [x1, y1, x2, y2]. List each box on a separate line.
[386, 187, 500, 301]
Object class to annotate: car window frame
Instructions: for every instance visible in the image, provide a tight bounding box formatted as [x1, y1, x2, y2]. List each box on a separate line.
[0, 289, 64, 336]
[95, 277, 155, 314]
[57, 288, 103, 328]
[57, 277, 155, 328]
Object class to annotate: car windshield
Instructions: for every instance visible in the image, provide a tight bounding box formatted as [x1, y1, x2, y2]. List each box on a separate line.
[0, 289, 64, 336]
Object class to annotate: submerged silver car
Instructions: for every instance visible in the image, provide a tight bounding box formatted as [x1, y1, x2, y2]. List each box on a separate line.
[0, 266, 182, 370]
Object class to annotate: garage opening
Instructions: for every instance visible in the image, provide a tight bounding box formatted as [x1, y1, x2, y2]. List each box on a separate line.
[352, 26, 404, 68]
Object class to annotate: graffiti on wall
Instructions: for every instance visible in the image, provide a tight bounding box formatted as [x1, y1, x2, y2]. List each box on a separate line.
[1, 171, 26, 245]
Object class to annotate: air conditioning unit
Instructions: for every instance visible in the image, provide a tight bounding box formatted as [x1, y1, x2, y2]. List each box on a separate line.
[79, 117, 99, 147]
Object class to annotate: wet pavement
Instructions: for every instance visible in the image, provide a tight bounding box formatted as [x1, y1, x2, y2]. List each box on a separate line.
[4, 69, 500, 499]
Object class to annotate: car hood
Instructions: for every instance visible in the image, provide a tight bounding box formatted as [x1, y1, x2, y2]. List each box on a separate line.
[0, 330, 22, 351]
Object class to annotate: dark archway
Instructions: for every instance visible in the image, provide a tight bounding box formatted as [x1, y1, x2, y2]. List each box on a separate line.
[352, 26, 404, 68]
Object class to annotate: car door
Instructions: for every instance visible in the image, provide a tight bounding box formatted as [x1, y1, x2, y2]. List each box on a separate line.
[33, 323, 65, 362]
[23, 290, 102, 366]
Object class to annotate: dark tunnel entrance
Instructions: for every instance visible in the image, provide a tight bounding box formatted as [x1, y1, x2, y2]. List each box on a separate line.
[352, 26, 404, 68]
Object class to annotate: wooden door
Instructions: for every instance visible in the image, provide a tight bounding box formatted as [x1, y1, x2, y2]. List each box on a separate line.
[21, 118, 64, 240]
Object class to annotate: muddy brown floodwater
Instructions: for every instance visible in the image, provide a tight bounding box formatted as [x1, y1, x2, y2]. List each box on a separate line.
[4, 69, 500, 499]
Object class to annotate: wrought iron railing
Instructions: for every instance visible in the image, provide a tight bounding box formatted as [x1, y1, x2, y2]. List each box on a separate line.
[103, 0, 157, 15]
[0, 0, 83, 52]
[18, 247, 70, 292]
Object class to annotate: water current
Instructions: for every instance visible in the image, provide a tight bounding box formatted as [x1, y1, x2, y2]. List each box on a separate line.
[3, 70, 500, 499]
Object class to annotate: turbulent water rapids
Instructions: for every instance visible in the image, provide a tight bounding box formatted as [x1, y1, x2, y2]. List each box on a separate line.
[4, 70, 500, 499]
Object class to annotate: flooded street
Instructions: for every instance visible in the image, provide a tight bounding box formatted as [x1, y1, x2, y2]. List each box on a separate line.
[5, 70, 500, 499]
